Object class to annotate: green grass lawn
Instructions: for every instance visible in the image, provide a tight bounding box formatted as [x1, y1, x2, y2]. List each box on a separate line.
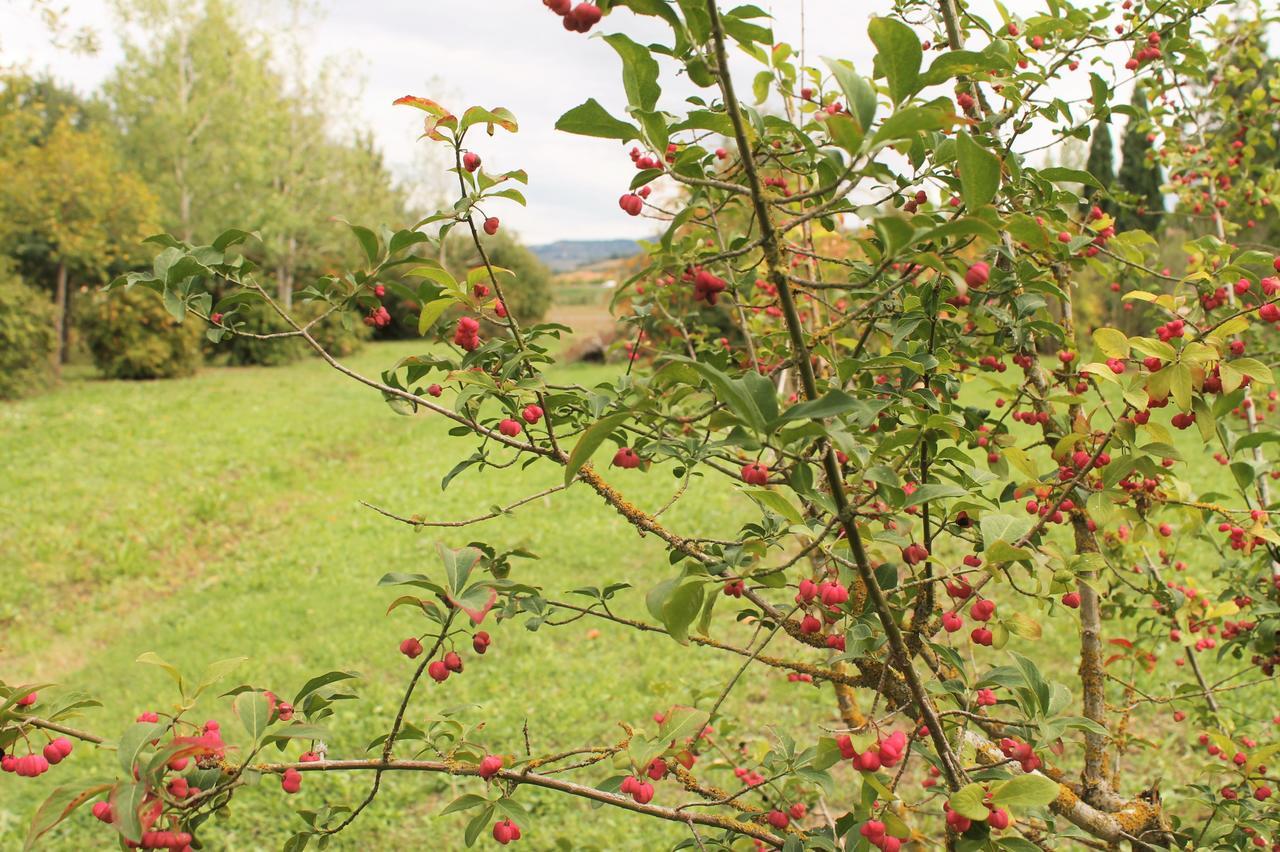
[0, 341, 1271, 849]
[0, 341, 827, 850]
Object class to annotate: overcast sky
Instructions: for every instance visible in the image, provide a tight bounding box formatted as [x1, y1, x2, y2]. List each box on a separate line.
[0, 1, 1101, 245]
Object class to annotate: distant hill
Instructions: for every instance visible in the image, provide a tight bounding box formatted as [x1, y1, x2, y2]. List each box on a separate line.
[530, 239, 642, 272]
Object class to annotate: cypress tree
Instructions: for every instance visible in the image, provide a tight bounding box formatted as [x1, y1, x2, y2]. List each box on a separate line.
[1114, 94, 1165, 234]
[1084, 120, 1116, 217]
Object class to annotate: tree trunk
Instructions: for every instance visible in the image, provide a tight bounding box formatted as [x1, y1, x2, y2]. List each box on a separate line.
[54, 261, 68, 369]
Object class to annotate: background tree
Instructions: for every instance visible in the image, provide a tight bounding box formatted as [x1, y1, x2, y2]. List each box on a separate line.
[1114, 90, 1165, 234]
[0, 116, 156, 364]
[1084, 120, 1116, 217]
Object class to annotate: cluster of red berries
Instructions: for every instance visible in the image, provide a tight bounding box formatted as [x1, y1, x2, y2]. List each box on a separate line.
[492, 818, 523, 844]
[2, 695, 76, 778]
[998, 737, 1042, 772]
[620, 774, 656, 804]
[859, 819, 902, 851]
[628, 145, 664, 171]
[969, 598, 997, 645]
[732, 765, 767, 786]
[901, 542, 928, 565]
[794, 577, 851, 648]
[403, 629, 490, 672]
[618, 192, 645, 216]
[836, 730, 907, 773]
[688, 267, 728, 306]
[429, 651, 465, 682]
[900, 189, 928, 214]
[943, 800, 1011, 834]
[1124, 30, 1163, 70]
[127, 830, 196, 850]
[976, 354, 1008, 373]
[541, 0, 600, 31]
[454, 316, 481, 350]
[2, 736, 72, 777]
[796, 578, 850, 607]
[364, 305, 390, 328]
[764, 804, 805, 829]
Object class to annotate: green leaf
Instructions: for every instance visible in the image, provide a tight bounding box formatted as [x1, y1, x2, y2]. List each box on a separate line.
[24, 782, 114, 851]
[871, 105, 945, 144]
[920, 49, 988, 86]
[1092, 328, 1128, 359]
[194, 657, 247, 698]
[948, 782, 989, 820]
[555, 99, 641, 141]
[264, 723, 329, 742]
[903, 482, 968, 507]
[418, 297, 456, 335]
[464, 804, 496, 847]
[211, 229, 257, 251]
[1231, 357, 1274, 385]
[1170, 363, 1192, 410]
[111, 781, 146, 843]
[343, 222, 380, 265]
[603, 33, 661, 112]
[868, 17, 922, 104]
[956, 131, 1000, 208]
[991, 773, 1060, 810]
[1004, 611, 1042, 640]
[822, 57, 876, 132]
[116, 722, 164, 775]
[660, 580, 705, 645]
[293, 671, 360, 707]
[1039, 166, 1102, 189]
[441, 793, 491, 816]
[981, 513, 1034, 553]
[744, 488, 804, 524]
[234, 691, 272, 742]
[135, 652, 184, 696]
[657, 705, 711, 748]
[564, 411, 632, 486]
[687, 361, 765, 433]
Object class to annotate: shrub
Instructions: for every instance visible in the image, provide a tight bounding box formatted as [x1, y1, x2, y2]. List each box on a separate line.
[207, 299, 371, 365]
[299, 300, 371, 358]
[0, 270, 57, 400]
[79, 285, 202, 379]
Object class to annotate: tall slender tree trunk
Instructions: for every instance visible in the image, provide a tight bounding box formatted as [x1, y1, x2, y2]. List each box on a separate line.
[54, 261, 68, 369]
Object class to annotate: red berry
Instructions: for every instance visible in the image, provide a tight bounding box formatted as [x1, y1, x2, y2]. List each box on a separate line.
[479, 754, 504, 780]
[400, 637, 424, 658]
[281, 768, 302, 794]
[483, 217, 500, 235]
[463, 152, 481, 172]
[965, 262, 990, 288]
